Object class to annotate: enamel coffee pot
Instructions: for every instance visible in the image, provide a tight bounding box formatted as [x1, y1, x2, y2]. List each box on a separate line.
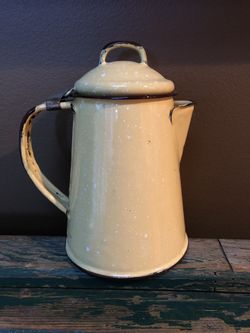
[20, 42, 194, 278]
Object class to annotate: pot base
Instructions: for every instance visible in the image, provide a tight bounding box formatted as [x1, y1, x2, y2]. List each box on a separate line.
[65, 234, 188, 279]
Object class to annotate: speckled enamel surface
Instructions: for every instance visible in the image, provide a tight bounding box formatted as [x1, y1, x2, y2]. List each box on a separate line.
[74, 61, 175, 97]
[20, 42, 194, 278]
[65, 97, 193, 277]
[74, 42, 174, 97]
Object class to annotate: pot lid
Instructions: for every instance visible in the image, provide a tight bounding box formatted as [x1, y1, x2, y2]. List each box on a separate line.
[73, 41, 175, 99]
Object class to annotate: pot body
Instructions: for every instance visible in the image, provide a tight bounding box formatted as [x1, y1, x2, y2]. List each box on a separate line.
[66, 97, 187, 278]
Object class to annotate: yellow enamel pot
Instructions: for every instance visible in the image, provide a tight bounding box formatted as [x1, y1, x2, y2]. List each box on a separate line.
[20, 42, 194, 278]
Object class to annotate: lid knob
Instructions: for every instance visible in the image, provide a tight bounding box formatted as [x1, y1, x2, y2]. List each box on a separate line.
[99, 41, 147, 65]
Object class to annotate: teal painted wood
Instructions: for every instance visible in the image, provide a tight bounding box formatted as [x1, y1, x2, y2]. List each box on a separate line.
[0, 330, 81, 333]
[0, 288, 249, 331]
[0, 237, 249, 293]
[0, 236, 249, 332]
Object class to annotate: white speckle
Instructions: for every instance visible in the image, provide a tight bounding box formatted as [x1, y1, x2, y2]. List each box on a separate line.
[101, 72, 106, 77]
[85, 246, 90, 252]
[116, 223, 120, 227]
[115, 109, 118, 113]
[96, 103, 103, 111]
[144, 233, 148, 239]
[96, 250, 100, 255]
[133, 215, 137, 219]
[146, 215, 150, 219]
[111, 263, 116, 267]
[103, 239, 107, 243]
[122, 119, 126, 123]
[115, 230, 118, 234]
[127, 135, 131, 140]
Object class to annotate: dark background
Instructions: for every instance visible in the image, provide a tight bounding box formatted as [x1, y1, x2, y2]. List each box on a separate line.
[0, 0, 249, 238]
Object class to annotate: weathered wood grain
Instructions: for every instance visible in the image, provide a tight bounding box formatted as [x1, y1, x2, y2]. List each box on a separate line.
[0, 237, 249, 332]
[220, 239, 250, 273]
[0, 330, 80, 333]
[0, 237, 249, 292]
[0, 237, 233, 291]
[0, 288, 249, 332]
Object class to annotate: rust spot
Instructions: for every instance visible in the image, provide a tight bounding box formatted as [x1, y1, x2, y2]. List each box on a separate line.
[147, 140, 151, 144]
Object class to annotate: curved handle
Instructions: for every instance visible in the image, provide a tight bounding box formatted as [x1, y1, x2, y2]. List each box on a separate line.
[99, 41, 147, 65]
[20, 101, 72, 214]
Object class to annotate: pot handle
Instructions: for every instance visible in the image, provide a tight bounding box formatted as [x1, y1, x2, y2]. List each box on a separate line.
[20, 100, 72, 214]
[99, 41, 147, 65]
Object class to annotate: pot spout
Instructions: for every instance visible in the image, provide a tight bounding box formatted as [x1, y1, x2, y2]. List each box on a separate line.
[171, 100, 194, 161]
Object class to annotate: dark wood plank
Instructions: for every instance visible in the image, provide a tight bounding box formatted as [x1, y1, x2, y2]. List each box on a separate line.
[0, 237, 249, 292]
[215, 272, 250, 294]
[0, 237, 231, 291]
[220, 239, 250, 272]
[0, 288, 249, 332]
[215, 239, 250, 293]
[0, 330, 76, 333]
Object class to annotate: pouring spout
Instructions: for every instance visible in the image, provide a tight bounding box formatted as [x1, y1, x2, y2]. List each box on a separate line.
[171, 100, 194, 161]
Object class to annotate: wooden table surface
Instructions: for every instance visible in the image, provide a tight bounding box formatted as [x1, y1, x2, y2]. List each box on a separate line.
[0, 236, 249, 332]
